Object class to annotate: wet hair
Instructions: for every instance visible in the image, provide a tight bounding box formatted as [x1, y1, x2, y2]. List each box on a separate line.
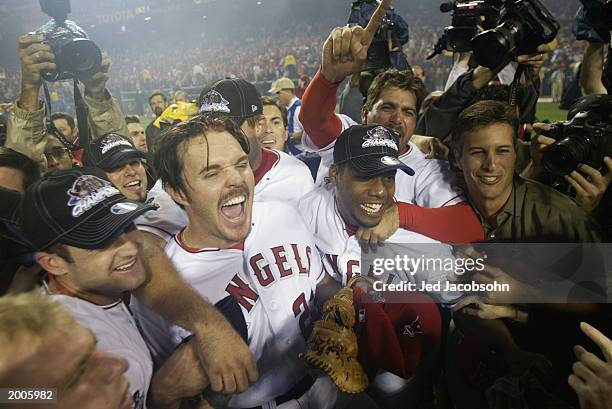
[364, 69, 427, 114]
[154, 114, 250, 203]
[451, 100, 519, 156]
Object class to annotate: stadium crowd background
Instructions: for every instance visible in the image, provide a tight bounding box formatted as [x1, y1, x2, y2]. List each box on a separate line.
[0, 0, 588, 117]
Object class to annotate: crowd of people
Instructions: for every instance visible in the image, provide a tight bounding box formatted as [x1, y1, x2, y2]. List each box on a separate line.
[0, 1, 598, 117]
[0, 0, 611, 409]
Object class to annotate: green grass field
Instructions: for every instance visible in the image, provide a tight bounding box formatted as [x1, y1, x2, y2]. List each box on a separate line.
[535, 101, 568, 122]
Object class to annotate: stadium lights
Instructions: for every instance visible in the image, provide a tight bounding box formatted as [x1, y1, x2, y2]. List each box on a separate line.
[144, 16, 152, 21]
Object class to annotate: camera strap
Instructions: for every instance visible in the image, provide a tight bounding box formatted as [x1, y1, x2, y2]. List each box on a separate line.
[42, 81, 78, 151]
[72, 79, 92, 150]
[508, 64, 537, 108]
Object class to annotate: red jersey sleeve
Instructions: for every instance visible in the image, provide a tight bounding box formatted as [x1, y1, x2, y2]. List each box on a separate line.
[397, 201, 484, 244]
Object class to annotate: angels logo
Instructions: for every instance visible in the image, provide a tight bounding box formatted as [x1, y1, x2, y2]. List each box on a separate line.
[100, 134, 132, 155]
[199, 90, 231, 114]
[362, 126, 399, 151]
[402, 315, 423, 338]
[67, 175, 120, 217]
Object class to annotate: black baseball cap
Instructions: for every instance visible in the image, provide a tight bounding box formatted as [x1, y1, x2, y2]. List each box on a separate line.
[83, 133, 147, 172]
[333, 124, 415, 178]
[20, 167, 157, 251]
[198, 78, 263, 125]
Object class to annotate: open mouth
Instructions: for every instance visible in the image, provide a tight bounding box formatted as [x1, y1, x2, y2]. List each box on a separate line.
[360, 203, 383, 216]
[220, 194, 247, 223]
[123, 180, 142, 192]
[261, 137, 276, 147]
[477, 175, 502, 185]
[114, 257, 137, 273]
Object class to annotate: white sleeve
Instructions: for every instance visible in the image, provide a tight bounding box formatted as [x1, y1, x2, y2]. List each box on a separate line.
[414, 159, 464, 208]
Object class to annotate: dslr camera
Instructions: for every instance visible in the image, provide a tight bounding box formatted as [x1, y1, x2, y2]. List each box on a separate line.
[542, 95, 612, 177]
[471, 0, 559, 69]
[428, 0, 500, 59]
[31, 0, 102, 81]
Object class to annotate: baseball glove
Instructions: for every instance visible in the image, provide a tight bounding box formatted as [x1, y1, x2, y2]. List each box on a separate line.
[300, 285, 368, 394]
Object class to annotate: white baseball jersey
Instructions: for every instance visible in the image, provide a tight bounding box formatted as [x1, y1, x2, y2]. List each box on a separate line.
[135, 148, 315, 242]
[301, 114, 463, 207]
[45, 291, 152, 409]
[135, 201, 333, 409]
[297, 184, 459, 303]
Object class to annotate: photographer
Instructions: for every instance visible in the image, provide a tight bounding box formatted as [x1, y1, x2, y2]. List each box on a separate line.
[5, 34, 129, 170]
[416, 45, 548, 144]
[522, 120, 612, 241]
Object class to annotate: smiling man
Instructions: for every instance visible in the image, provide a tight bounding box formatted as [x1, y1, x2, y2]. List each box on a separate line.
[83, 133, 149, 202]
[451, 101, 601, 243]
[149, 114, 341, 408]
[298, 124, 457, 290]
[19, 168, 210, 409]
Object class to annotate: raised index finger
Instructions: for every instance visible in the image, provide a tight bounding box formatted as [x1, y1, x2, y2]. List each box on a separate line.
[363, 0, 392, 45]
[581, 322, 612, 362]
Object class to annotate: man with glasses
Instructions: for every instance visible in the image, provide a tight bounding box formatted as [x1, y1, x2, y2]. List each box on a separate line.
[44, 126, 78, 172]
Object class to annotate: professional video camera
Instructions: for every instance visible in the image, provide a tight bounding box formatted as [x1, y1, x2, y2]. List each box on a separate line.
[348, 0, 410, 96]
[31, 0, 102, 81]
[428, 0, 501, 59]
[542, 95, 612, 177]
[471, 0, 559, 69]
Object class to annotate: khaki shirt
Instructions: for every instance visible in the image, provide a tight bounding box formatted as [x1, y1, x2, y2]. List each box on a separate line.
[472, 176, 602, 243]
[5, 89, 129, 169]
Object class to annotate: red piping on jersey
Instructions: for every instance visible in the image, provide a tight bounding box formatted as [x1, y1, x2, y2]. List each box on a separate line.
[175, 229, 245, 253]
[253, 149, 280, 185]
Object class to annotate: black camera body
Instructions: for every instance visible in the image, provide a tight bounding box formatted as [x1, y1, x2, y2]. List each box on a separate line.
[32, 0, 102, 81]
[542, 95, 612, 176]
[348, 0, 411, 96]
[441, 1, 500, 53]
[471, 0, 559, 69]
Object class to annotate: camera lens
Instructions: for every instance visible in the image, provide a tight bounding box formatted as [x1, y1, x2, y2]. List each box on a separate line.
[472, 21, 520, 69]
[61, 38, 102, 78]
[445, 26, 477, 52]
[542, 135, 592, 176]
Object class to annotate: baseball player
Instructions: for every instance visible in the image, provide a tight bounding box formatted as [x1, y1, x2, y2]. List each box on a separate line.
[80, 131, 259, 398]
[297, 0, 480, 239]
[137, 78, 315, 243]
[18, 167, 210, 409]
[298, 124, 459, 301]
[139, 115, 342, 408]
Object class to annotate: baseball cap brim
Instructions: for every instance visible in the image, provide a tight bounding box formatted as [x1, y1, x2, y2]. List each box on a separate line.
[349, 155, 415, 178]
[52, 198, 156, 250]
[96, 150, 148, 172]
